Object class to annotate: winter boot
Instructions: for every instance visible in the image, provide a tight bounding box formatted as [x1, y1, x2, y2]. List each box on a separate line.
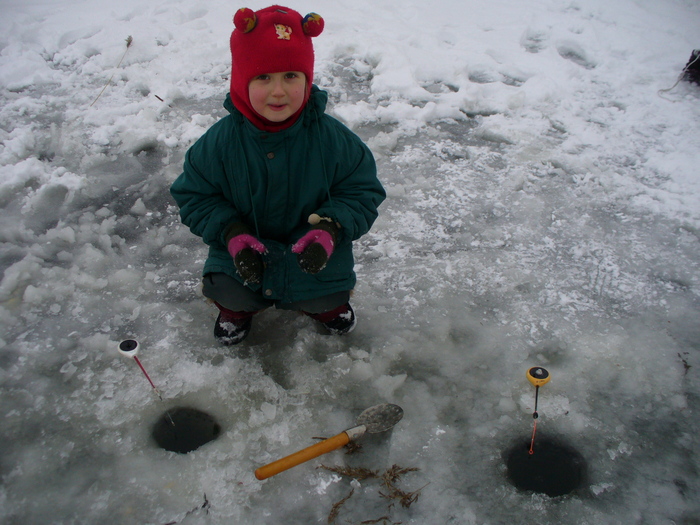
[305, 303, 356, 335]
[214, 303, 254, 345]
[682, 49, 700, 85]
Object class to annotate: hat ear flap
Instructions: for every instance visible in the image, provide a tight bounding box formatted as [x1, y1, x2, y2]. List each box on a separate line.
[302, 13, 324, 37]
[234, 7, 257, 33]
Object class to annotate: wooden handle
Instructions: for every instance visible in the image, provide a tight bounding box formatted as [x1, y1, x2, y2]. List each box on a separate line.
[255, 431, 350, 480]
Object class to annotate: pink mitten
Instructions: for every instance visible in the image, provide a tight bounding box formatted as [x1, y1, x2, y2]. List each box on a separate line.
[227, 234, 267, 284]
[291, 230, 334, 257]
[227, 234, 267, 258]
[292, 221, 338, 274]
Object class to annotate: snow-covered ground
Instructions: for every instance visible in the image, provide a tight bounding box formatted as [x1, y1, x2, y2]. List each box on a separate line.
[1, 0, 699, 523]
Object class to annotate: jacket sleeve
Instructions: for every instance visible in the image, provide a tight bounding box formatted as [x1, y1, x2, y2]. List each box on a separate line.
[170, 131, 239, 249]
[314, 123, 385, 244]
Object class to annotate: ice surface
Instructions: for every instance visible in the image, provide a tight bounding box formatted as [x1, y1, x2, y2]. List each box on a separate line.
[1, 0, 699, 523]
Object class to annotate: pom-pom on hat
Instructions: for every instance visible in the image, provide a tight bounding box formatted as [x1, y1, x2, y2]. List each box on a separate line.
[230, 5, 324, 131]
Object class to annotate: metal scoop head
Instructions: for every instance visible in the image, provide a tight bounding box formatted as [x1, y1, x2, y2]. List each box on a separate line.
[357, 403, 404, 433]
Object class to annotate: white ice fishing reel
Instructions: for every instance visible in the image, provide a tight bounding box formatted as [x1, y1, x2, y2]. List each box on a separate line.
[118, 339, 139, 358]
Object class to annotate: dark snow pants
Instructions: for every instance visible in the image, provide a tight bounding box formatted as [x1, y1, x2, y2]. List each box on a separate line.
[202, 272, 350, 315]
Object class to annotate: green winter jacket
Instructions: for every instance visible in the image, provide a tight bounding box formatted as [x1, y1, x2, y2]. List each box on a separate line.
[170, 86, 385, 304]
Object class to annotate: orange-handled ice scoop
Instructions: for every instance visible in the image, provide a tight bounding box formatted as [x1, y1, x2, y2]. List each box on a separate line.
[255, 403, 404, 480]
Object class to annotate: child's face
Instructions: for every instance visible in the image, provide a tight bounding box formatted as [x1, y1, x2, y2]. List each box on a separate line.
[248, 71, 307, 123]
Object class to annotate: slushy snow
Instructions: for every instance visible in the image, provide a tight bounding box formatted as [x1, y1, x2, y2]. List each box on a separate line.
[1, 0, 699, 523]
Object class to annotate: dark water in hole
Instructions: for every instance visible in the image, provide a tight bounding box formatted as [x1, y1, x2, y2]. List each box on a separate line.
[152, 407, 221, 454]
[505, 436, 587, 497]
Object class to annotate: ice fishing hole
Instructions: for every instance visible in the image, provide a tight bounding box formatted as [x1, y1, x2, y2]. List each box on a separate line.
[152, 407, 221, 454]
[505, 437, 586, 496]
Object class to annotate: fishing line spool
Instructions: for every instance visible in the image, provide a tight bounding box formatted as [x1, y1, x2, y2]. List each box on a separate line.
[118, 339, 139, 357]
[527, 366, 550, 388]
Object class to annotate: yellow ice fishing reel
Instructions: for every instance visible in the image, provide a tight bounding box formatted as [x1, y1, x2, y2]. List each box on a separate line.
[527, 366, 551, 453]
[527, 367, 551, 387]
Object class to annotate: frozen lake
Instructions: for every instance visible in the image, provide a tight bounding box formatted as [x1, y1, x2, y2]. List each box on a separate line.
[1, 0, 699, 523]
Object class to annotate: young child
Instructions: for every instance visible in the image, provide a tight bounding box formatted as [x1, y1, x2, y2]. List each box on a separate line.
[170, 5, 385, 345]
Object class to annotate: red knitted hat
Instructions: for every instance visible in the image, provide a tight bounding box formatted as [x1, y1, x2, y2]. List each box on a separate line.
[230, 5, 324, 131]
